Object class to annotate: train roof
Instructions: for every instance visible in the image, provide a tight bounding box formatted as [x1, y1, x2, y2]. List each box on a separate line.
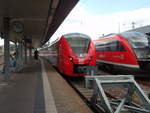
[99, 33, 116, 38]
[98, 31, 149, 39]
[50, 37, 61, 46]
[64, 33, 91, 39]
[119, 31, 149, 38]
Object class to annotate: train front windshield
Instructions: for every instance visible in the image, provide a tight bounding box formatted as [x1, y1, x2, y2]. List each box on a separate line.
[65, 34, 91, 57]
[120, 32, 150, 59]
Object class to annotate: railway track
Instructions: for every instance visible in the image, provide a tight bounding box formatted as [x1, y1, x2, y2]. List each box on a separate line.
[64, 77, 104, 113]
[64, 68, 150, 113]
[46, 58, 150, 113]
[66, 76, 131, 113]
[98, 67, 150, 96]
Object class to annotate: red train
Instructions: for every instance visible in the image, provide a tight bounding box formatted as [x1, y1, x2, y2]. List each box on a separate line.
[94, 31, 150, 70]
[41, 33, 96, 76]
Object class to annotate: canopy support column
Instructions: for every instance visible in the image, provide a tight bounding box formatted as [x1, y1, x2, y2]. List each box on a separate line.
[3, 17, 10, 81]
[24, 39, 27, 64]
[29, 42, 32, 57]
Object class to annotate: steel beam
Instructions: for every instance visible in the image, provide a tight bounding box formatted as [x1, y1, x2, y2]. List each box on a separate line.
[85, 75, 150, 113]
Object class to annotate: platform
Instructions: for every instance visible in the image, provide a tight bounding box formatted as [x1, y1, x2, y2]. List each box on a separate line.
[0, 58, 93, 113]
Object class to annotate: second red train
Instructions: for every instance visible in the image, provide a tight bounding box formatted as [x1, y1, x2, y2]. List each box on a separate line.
[94, 31, 150, 70]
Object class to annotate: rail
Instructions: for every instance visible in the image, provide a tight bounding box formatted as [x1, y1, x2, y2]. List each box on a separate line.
[85, 75, 150, 113]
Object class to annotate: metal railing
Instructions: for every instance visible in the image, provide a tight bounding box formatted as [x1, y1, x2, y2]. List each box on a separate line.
[85, 75, 150, 113]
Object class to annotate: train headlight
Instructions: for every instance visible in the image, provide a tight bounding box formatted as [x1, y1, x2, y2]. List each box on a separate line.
[89, 56, 92, 61]
[137, 55, 142, 58]
[68, 56, 73, 62]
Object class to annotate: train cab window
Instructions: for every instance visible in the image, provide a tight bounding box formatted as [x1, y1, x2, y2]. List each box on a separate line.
[120, 32, 149, 49]
[116, 41, 126, 51]
[118, 43, 126, 51]
[65, 34, 91, 57]
[120, 32, 150, 59]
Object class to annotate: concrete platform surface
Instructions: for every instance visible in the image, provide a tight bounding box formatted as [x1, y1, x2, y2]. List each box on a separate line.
[0, 58, 93, 113]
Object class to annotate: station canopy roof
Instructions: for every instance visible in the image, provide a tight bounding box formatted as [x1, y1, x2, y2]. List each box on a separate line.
[127, 25, 150, 35]
[0, 0, 78, 48]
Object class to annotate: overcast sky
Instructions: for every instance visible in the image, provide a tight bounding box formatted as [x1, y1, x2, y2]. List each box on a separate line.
[49, 0, 150, 43]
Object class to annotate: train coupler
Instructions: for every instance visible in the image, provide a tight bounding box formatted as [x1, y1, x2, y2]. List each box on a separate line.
[86, 65, 98, 76]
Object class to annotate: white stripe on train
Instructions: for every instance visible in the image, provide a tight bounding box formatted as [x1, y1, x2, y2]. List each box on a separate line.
[97, 60, 139, 68]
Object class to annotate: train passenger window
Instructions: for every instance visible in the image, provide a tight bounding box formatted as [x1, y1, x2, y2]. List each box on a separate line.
[96, 43, 106, 51]
[48, 48, 51, 50]
[105, 44, 111, 51]
[109, 41, 117, 51]
[96, 41, 110, 51]
[96, 40, 126, 52]
[109, 40, 126, 51]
